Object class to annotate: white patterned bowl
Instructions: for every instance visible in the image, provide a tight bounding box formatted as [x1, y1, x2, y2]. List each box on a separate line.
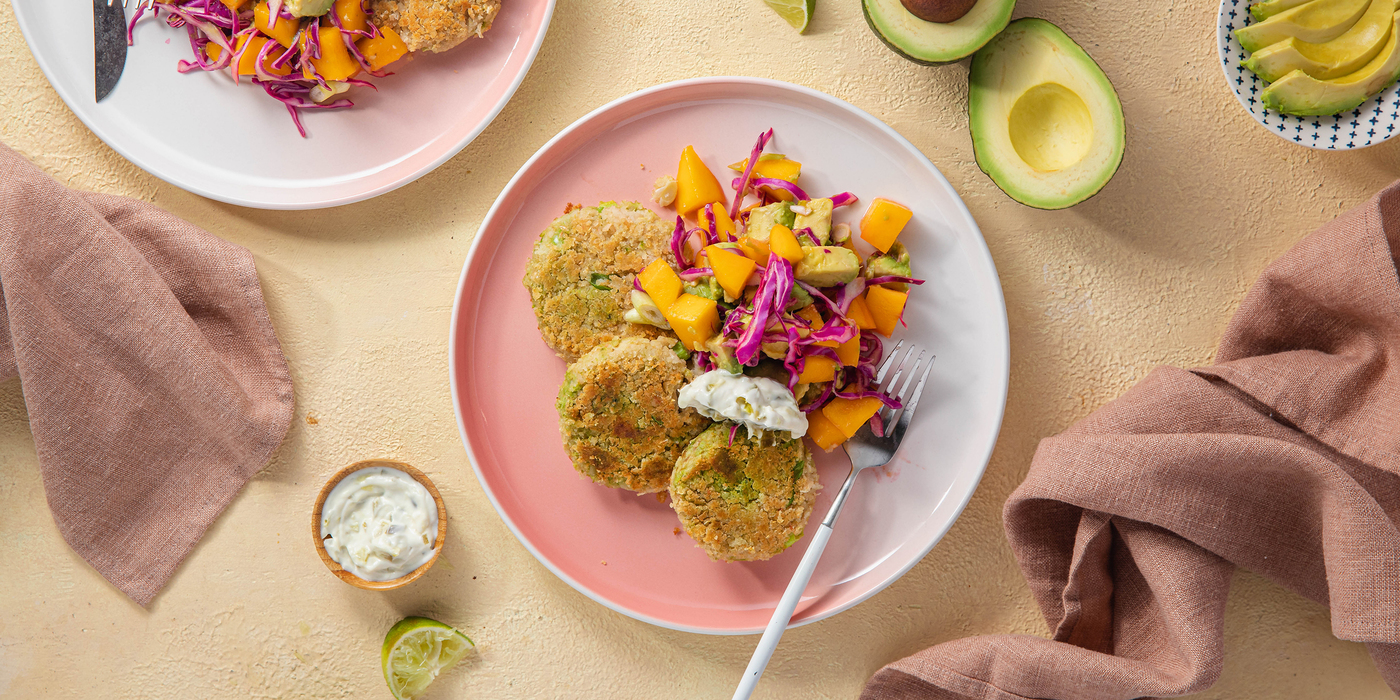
[1217, 0, 1400, 150]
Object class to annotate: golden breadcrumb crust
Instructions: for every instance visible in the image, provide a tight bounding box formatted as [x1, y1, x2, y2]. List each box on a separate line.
[370, 0, 501, 53]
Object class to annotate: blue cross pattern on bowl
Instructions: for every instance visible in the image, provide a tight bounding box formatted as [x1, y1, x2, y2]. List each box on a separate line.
[1217, 0, 1400, 150]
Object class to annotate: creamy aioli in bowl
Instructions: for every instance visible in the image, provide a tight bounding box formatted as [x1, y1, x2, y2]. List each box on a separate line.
[678, 369, 809, 439]
[320, 466, 439, 582]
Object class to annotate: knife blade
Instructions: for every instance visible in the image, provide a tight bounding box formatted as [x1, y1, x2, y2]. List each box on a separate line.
[94, 0, 128, 102]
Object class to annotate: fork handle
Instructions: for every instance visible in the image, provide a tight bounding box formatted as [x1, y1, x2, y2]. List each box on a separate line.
[732, 466, 859, 700]
[731, 523, 834, 700]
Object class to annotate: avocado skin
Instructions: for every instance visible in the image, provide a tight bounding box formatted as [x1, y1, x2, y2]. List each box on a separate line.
[862, 0, 1015, 66]
[967, 18, 1125, 210]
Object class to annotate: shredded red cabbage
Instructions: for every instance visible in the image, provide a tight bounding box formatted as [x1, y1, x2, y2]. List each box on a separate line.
[678, 267, 713, 282]
[865, 275, 926, 286]
[729, 129, 773, 221]
[733, 176, 811, 202]
[830, 192, 859, 208]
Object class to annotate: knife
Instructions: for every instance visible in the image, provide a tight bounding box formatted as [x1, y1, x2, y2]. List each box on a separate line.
[94, 0, 128, 102]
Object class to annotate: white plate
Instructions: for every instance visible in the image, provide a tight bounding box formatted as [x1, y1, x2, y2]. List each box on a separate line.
[1217, 0, 1400, 150]
[13, 0, 555, 208]
[448, 77, 1010, 633]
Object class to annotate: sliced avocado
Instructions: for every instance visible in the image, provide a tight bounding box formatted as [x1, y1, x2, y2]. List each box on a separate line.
[1244, 0, 1394, 82]
[864, 241, 913, 278]
[684, 277, 723, 302]
[285, 0, 335, 16]
[746, 202, 795, 241]
[793, 199, 834, 244]
[1236, 0, 1372, 53]
[1251, 0, 1314, 22]
[704, 337, 742, 373]
[969, 19, 1125, 210]
[794, 246, 861, 287]
[1261, 12, 1400, 114]
[788, 284, 814, 311]
[862, 0, 1016, 65]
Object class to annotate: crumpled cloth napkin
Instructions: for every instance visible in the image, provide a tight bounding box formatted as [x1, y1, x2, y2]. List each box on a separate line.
[0, 144, 294, 606]
[864, 181, 1400, 699]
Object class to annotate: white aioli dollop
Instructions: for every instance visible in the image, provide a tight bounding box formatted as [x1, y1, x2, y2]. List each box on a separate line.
[678, 369, 809, 439]
[320, 467, 438, 582]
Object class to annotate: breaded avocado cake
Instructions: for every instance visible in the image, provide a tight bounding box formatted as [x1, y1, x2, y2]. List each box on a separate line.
[556, 337, 709, 493]
[670, 424, 819, 562]
[369, 0, 501, 53]
[524, 202, 674, 361]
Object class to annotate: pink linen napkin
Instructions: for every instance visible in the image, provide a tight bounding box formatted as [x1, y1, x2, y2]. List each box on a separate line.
[864, 180, 1400, 698]
[0, 143, 294, 606]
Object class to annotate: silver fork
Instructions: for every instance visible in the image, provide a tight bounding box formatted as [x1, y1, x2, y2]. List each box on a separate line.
[106, 0, 129, 6]
[732, 341, 935, 700]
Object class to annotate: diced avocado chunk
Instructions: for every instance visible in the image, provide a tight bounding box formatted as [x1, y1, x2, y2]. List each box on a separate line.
[787, 284, 814, 311]
[285, 0, 334, 16]
[793, 199, 833, 244]
[794, 246, 861, 287]
[704, 337, 742, 374]
[864, 241, 912, 278]
[684, 277, 723, 302]
[746, 202, 795, 242]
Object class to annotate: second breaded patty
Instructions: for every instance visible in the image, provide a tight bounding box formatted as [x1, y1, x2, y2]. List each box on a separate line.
[523, 202, 674, 361]
[370, 0, 501, 53]
[556, 337, 710, 493]
[670, 424, 819, 562]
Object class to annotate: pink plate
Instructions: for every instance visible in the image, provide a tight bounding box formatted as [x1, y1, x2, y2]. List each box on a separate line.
[449, 77, 1009, 634]
[13, 0, 554, 209]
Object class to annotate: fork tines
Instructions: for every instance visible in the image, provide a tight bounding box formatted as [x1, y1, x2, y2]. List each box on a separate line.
[873, 341, 935, 440]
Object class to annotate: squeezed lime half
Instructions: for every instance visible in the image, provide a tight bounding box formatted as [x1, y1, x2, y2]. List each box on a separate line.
[763, 0, 814, 32]
[381, 617, 474, 700]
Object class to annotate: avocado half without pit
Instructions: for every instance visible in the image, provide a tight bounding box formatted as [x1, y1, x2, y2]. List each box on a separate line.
[864, 0, 1016, 64]
[969, 18, 1125, 209]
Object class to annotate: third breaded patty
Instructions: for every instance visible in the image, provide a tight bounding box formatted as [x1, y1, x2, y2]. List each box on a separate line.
[670, 424, 819, 562]
[556, 337, 709, 493]
[523, 202, 674, 361]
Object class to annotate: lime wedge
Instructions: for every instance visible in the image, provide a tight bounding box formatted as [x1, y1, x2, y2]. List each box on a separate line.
[763, 0, 814, 32]
[381, 617, 475, 700]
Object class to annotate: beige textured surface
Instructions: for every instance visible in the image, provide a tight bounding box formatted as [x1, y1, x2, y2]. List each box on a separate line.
[1, 0, 1398, 697]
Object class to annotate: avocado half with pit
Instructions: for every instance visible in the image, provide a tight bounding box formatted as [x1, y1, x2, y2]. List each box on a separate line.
[863, 0, 1017, 65]
[968, 18, 1125, 210]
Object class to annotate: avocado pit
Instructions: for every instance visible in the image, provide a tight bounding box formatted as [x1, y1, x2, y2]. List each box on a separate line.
[899, 0, 977, 23]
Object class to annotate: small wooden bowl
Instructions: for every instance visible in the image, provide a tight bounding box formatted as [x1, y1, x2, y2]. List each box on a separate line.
[312, 459, 447, 591]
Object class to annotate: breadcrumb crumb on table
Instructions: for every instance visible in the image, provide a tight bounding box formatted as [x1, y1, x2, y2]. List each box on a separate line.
[369, 0, 502, 53]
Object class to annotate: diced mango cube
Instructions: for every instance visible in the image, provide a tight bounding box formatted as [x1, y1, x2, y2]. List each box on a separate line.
[229, 35, 291, 77]
[822, 396, 885, 439]
[676, 146, 725, 217]
[846, 294, 877, 330]
[220, 0, 251, 9]
[663, 293, 719, 350]
[859, 198, 912, 253]
[797, 356, 839, 384]
[739, 236, 770, 266]
[335, 0, 368, 33]
[254, 1, 300, 48]
[835, 334, 860, 366]
[638, 259, 682, 311]
[865, 285, 908, 337]
[301, 26, 360, 81]
[806, 409, 847, 452]
[729, 156, 802, 200]
[713, 206, 737, 241]
[705, 245, 757, 300]
[769, 224, 804, 264]
[358, 25, 409, 71]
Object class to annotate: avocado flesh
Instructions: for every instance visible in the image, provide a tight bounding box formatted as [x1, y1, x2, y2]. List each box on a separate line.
[1261, 12, 1400, 114]
[285, 0, 335, 16]
[1251, 0, 1314, 22]
[968, 18, 1124, 210]
[1236, 0, 1371, 53]
[1245, 0, 1395, 81]
[793, 199, 833, 244]
[746, 202, 795, 242]
[862, 0, 1016, 65]
[794, 247, 861, 287]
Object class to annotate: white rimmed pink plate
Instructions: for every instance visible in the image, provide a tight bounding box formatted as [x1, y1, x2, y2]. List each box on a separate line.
[13, 0, 554, 209]
[449, 77, 1008, 634]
